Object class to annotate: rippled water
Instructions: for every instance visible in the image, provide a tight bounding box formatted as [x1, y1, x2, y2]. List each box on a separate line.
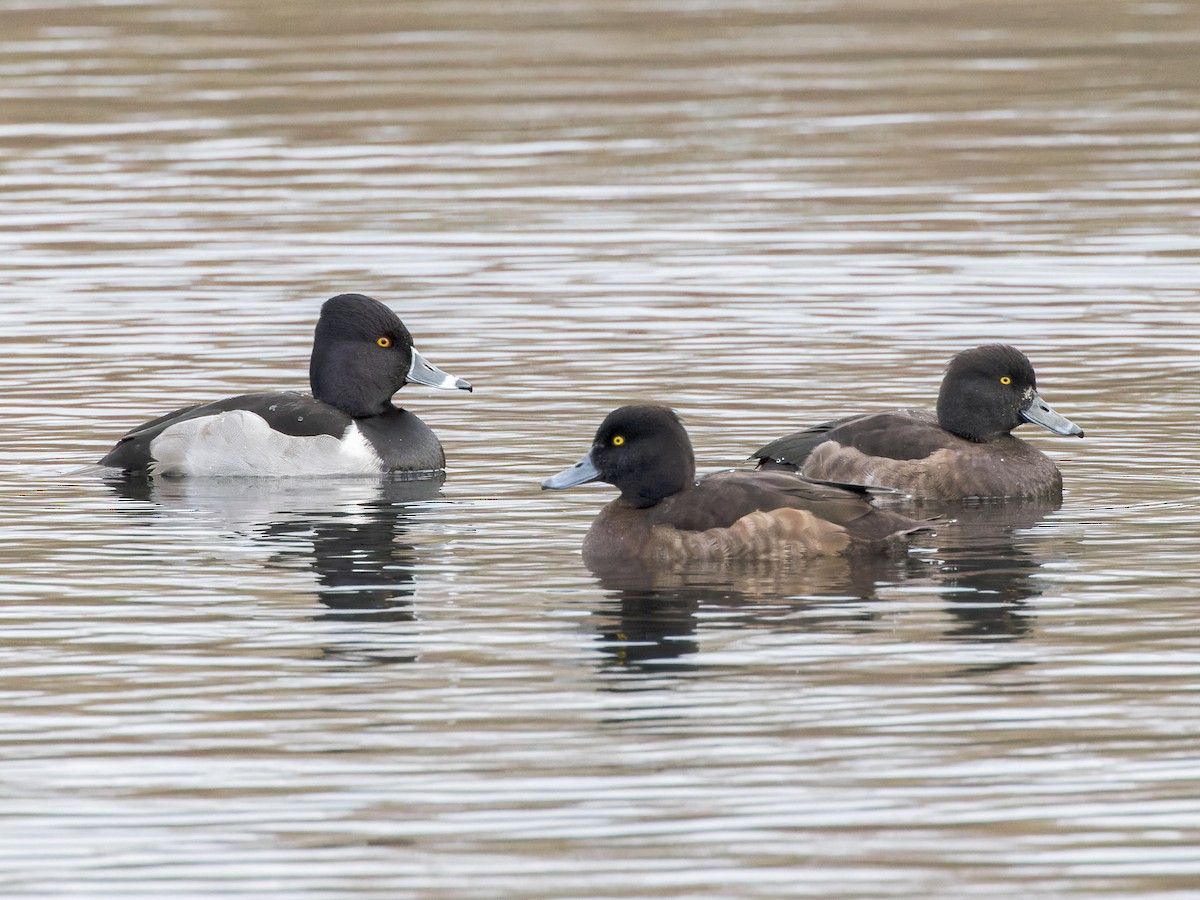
[4, 1, 1200, 896]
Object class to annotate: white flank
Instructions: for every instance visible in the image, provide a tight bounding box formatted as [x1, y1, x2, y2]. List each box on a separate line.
[147, 410, 383, 476]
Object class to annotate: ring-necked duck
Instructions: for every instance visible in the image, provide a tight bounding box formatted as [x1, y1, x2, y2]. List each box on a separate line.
[751, 344, 1083, 501]
[542, 405, 929, 562]
[99, 293, 472, 476]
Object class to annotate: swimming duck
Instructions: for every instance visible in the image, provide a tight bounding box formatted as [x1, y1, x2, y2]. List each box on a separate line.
[751, 344, 1083, 501]
[542, 405, 929, 562]
[99, 293, 472, 476]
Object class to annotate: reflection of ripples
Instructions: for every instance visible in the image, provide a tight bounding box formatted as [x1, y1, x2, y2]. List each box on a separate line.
[105, 474, 442, 628]
[5, 1, 1200, 892]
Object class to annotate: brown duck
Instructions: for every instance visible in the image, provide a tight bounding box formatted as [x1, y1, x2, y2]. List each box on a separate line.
[542, 405, 930, 563]
[752, 344, 1083, 501]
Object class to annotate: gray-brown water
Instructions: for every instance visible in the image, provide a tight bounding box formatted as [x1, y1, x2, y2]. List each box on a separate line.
[3, 1, 1200, 896]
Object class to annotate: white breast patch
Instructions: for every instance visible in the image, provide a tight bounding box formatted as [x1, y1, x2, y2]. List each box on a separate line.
[147, 410, 383, 477]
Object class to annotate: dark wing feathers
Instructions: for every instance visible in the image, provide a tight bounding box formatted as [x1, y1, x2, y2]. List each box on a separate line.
[754, 410, 952, 467]
[647, 469, 927, 544]
[99, 391, 350, 471]
[752, 415, 859, 468]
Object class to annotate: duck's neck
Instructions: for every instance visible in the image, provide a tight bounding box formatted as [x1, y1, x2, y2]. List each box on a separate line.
[936, 391, 1014, 443]
[618, 462, 694, 508]
[309, 349, 393, 418]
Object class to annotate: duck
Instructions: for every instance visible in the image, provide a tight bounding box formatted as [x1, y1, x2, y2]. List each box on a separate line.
[542, 405, 929, 562]
[99, 293, 472, 476]
[751, 344, 1083, 501]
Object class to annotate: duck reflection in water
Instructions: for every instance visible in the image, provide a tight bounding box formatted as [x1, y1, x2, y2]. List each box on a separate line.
[584, 550, 922, 678]
[105, 474, 441, 628]
[583, 496, 1057, 679]
[917, 496, 1062, 642]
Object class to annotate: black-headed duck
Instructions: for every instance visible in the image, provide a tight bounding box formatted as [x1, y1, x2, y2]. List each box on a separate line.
[542, 405, 929, 562]
[752, 344, 1083, 501]
[100, 293, 472, 476]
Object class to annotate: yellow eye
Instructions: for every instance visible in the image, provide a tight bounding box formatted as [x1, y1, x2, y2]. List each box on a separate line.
[377, 336, 392, 348]
[611, 435, 625, 446]
[1000, 376, 1012, 385]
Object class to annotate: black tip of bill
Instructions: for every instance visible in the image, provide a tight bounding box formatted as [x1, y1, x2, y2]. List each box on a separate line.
[1023, 393, 1084, 438]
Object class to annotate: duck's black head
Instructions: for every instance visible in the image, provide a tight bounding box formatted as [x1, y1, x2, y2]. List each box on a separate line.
[542, 405, 696, 508]
[936, 344, 1083, 442]
[308, 293, 471, 418]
